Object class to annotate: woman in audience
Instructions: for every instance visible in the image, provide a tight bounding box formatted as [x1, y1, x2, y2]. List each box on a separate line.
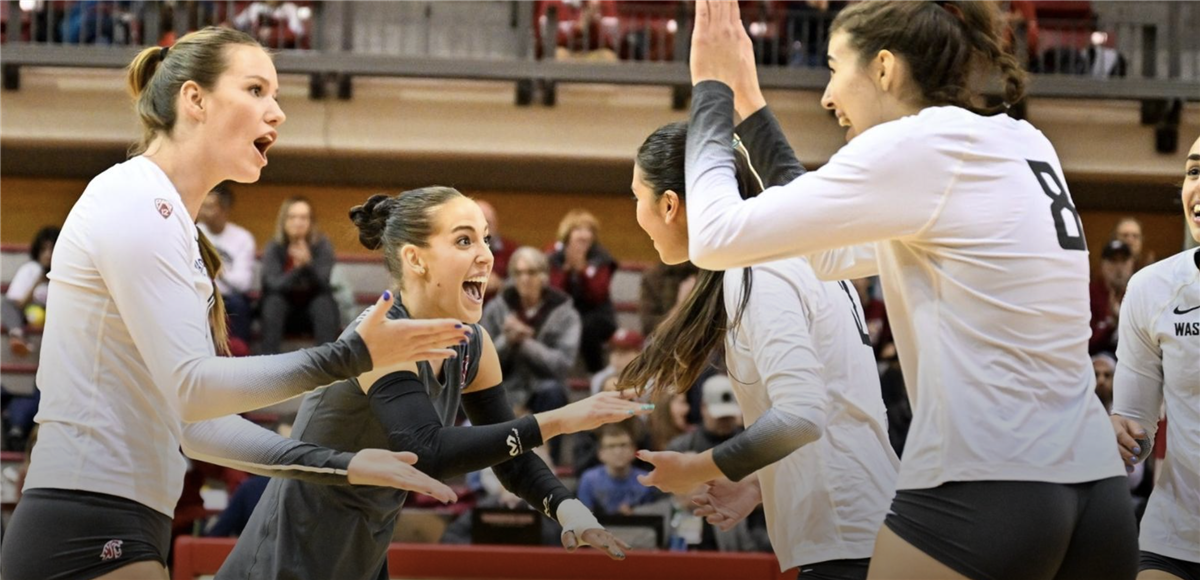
[1110, 135, 1200, 580]
[259, 196, 340, 354]
[218, 188, 649, 580]
[3, 226, 59, 357]
[1, 28, 466, 580]
[548, 210, 618, 373]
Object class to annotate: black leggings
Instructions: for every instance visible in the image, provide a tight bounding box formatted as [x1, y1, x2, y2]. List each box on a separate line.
[884, 477, 1138, 580]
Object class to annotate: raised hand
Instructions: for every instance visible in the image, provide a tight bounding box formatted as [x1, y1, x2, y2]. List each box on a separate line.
[355, 291, 470, 368]
[537, 390, 654, 440]
[690, 0, 758, 98]
[346, 449, 457, 503]
[691, 475, 762, 532]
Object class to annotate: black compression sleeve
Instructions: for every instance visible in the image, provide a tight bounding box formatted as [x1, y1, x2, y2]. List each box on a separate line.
[735, 106, 807, 187]
[460, 385, 575, 522]
[366, 371, 544, 479]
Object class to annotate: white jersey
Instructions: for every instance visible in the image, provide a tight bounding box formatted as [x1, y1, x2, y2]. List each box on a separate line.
[688, 100, 1125, 490]
[1113, 248, 1200, 563]
[197, 221, 257, 295]
[723, 259, 898, 569]
[27, 157, 361, 516]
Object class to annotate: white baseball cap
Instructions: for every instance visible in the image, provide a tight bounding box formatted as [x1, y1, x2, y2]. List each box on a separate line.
[701, 374, 739, 419]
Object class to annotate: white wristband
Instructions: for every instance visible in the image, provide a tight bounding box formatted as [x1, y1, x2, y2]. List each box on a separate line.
[555, 498, 602, 536]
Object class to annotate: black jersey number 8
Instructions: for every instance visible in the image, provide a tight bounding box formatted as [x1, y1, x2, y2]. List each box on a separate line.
[1027, 160, 1086, 251]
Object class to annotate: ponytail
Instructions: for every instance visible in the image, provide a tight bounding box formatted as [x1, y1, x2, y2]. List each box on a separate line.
[197, 229, 230, 356]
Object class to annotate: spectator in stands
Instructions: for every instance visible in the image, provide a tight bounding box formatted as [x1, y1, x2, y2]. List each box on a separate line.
[638, 262, 698, 335]
[548, 210, 617, 373]
[577, 422, 657, 515]
[482, 246, 579, 414]
[1089, 239, 1135, 355]
[259, 196, 340, 354]
[590, 328, 644, 395]
[646, 392, 691, 451]
[1092, 352, 1115, 413]
[197, 185, 256, 351]
[665, 375, 742, 454]
[537, 0, 620, 61]
[475, 200, 517, 302]
[1112, 216, 1155, 271]
[4, 226, 58, 358]
[234, 0, 307, 49]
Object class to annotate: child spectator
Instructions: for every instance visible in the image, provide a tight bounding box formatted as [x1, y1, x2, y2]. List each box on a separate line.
[577, 422, 657, 515]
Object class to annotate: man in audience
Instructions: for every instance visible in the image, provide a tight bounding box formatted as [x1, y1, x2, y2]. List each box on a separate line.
[667, 374, 742, 454]
[1112, 216, 1155, 271]
[197, 185, 257, 351]
[481, 246, 579, 415]
[1092, 352, 1116, 413]
[476, 200, 518, 302]
[577, 422, 657, 516]
[590, 328, 643, 395]
[1089, 239, 1135, 354]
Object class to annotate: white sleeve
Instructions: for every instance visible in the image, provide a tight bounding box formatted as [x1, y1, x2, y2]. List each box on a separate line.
[1112, 277, 1164, 443]
[710, 265, 828, 481]
[222, 228, 256, 294]
[806, 244, 880, 281]
[92, 205, 371, 423]
[181, 415, 354, 484]
[685, 82, 951, 271]
[5, 262, 44, 304]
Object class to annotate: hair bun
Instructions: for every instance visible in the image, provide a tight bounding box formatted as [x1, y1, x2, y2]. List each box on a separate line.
[349, 194, 395, 251]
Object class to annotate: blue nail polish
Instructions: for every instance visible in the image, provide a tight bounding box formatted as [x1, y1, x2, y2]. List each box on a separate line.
[382, 290, 391, 301]
[641, 404, 656, 411]
[1132, 446, 1141, 456]
[627, 410, 636, 415]
[459, 340, 467, 346]
[1126, 464, 1133, 474]
[455, 324, 463, 329]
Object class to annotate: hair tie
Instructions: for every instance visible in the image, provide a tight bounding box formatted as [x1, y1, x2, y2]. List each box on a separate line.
[159, 46, 170, 62]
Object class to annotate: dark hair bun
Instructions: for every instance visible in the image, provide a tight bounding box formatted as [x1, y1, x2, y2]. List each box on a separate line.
[349, 194, 395, 251]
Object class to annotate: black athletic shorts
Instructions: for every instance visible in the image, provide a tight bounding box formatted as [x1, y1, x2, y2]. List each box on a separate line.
[883, 477, 1138, 580]
[0, 488, 172, 580]
[798, 558, 869, 580]
[1141, 551, 1200, 580]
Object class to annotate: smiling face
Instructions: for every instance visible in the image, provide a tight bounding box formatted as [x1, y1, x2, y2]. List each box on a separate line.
[821, 30, 918, 142]
[406, 197, 494, 322]
[1184, 136, 1200, 243]
[632, 164, 689, 265]
[199, 44, 284, 183]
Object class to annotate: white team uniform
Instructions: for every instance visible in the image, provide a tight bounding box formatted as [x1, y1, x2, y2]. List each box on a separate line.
[1113, 248, 1200, 564]
[28, 157, 354, 517]
[688, 105, 1125, 490]
[723, 259, 899, 569]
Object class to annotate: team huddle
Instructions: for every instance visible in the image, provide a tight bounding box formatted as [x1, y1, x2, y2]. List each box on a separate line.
[1, 1, 1196, 580]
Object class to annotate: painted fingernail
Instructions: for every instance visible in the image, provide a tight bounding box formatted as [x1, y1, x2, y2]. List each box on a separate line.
[382, 290, 392, 301]
[1132, 446, 1141, 455]
[641, 404, 656, 411]
[1130, 456, 1138, 464]
[627, 410, 636, 415]
[460, 340, 468, 345]
[1126, 464, 1133, 474]
[455, 324, 463, 329]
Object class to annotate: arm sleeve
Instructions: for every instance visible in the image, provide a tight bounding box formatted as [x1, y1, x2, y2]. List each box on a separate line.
[221, 229, 256, 294]
[518, 306, 580, 379]
[736, 105, 881, 280]
[92, 219, 374, 422]
[1112, 279, 1165, 446]
[685, 81, 949, 270]
[365, 371, 546, 479]
[180, 415, 354, 485]
[460, 384, 576, 523]
[710, 265, 829, 482]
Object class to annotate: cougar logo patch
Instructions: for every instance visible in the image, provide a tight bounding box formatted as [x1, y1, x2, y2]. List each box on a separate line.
[507, 428, 523, 457]
[100, 539, 123, 561]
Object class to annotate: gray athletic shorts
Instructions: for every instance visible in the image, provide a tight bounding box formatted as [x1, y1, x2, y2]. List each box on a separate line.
[0, 488, 171, 580]
[883, 477, 1137, 580]
[1141, 551, 1200, 580]
[798, 558, 869, 580]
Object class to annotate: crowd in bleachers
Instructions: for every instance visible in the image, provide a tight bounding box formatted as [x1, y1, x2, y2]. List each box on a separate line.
[0, 196, 1178, 554]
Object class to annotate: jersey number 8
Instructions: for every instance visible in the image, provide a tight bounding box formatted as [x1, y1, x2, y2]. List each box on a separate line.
[1027, 160, 1087, 252]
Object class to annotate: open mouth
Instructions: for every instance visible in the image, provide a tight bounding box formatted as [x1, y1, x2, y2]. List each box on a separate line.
[253, 131, 277, 163]
[462, 275, 487, 304]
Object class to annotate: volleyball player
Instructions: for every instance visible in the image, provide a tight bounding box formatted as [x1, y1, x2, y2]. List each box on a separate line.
[621, 118, 899, 580]
[217, 188, 645, 580]
[681, 1, 1136, 578]
[1, 28, 469, 580]
[1110, 135, 1200, 580]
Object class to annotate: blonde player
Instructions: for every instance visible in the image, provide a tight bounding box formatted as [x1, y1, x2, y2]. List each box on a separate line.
[623, 117, 899, 580]
[683, 1, 1135, 579]
[1110, 136, 1200, 580]
[0, 28, 468, 580]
